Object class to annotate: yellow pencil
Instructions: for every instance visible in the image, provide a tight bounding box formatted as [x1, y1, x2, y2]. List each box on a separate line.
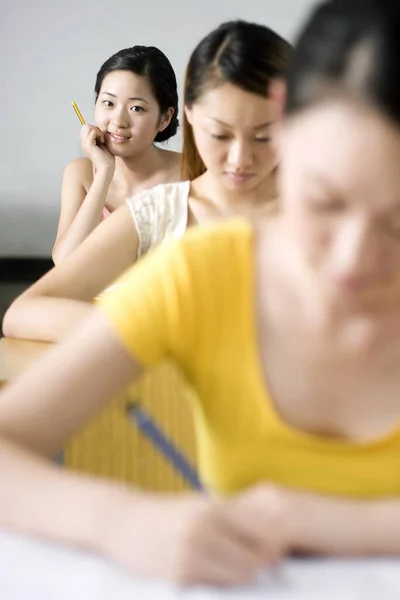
[71, 100, 86, 125]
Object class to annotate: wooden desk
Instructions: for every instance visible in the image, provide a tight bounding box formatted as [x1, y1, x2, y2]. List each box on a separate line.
[0, 337, 51, 389]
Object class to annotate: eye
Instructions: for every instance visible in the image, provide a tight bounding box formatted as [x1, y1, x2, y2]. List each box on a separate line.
[255, 137, 271, 143]
[102, 100, 114, 108]
[211, 134, 229, 141]
[307, 197, 346, 214]
[131, 106, 145, 112]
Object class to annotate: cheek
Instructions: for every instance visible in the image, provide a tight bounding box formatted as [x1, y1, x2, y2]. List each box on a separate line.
[286, 205, 333, 262]
[256, 144, 278, 169]
[259, 142, 276, 157]
[94, 105, 107, 128]
[134, 114, 154, 130]
[372, 241, 400, 275]
[146, 112, 161, 129]
[298, 223, 332, 266]
[130, 114, 160, 140]
[194, 131, 225, 167]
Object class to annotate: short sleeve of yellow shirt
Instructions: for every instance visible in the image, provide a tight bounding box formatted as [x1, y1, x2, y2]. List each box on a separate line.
[97, 218, 400, 500]
[98, 218, 254, 379]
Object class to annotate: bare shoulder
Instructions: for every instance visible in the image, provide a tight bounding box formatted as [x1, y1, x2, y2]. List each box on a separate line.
[159, 149, 181, 181]
[62, 157, 93, 190]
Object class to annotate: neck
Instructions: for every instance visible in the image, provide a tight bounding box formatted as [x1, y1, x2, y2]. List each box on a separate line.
[194, 170, 277, 217]
[114, 144, 163, 186]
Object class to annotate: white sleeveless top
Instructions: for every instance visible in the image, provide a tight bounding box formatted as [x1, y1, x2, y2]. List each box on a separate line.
[100, 181, 190, 295]
[126, 180, 190, 260]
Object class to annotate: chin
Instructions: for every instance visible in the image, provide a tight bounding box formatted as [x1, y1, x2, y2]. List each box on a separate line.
[225, 176, 259, 190]
[106, 144, 137, 158]
[109, 148, 132, 157]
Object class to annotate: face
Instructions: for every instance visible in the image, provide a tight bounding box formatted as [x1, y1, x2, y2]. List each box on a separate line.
[185, 82, 279, 191]
[279, 100, 400, 309]
[94, 70, 173, 157]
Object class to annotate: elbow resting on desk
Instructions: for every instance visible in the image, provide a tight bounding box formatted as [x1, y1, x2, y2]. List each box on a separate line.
[2, 295, 94, 343]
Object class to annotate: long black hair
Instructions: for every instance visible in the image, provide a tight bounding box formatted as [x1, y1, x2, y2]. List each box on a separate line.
[95, 46, 179, 142]
[286, 0, 400, 126]
[181, 20, 292, 180]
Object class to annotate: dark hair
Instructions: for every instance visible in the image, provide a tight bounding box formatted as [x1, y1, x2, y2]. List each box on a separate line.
[181, 20, 292, 181]
[286, 0, 400, 126]
[95, 46, 179, 143]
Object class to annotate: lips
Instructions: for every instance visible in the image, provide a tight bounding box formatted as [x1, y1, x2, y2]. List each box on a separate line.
[333, 275, 374, 293]
[226, 172, 254, 183]
[108, 132, 131, 143]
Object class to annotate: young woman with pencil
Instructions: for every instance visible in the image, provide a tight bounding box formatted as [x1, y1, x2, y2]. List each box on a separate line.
[52, 45, 181, 264]
[3, 21, 291, 342]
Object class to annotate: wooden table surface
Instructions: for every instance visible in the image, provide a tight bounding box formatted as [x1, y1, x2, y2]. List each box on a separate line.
[0, 337, 51, 388]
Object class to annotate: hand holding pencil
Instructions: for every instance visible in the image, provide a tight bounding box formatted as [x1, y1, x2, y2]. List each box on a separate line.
[71, 99, 115, 175]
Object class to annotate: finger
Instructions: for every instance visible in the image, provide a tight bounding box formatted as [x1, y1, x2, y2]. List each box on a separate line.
[84, 125, 103, 140]
[223, 505, 284, 566]
[92, 128, 104, 143]
[101, 145, 115, 158]
[81, 125, 96, 141]
[181, 551, 257, 589]
[177, 507, 263, 587]
[80, 124, 92, 140]
[89, 126, 105, 139]
[87, 130, 99, 147]
[210, 534, 262, 581]
[193, 517, 264, 582]
[92, 129, 105, 144]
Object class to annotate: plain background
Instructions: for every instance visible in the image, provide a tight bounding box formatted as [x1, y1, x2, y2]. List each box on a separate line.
[1, 0, 319, 257]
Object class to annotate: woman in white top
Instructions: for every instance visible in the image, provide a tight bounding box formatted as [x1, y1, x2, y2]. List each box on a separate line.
[3, 21, 291, 342]
[53, 45, 180, 264]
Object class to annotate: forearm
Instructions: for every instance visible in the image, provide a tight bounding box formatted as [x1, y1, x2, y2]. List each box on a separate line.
[2, 297, 94, 342]
[290, 491, 400, 556]
[0, 435, 138, 556]
[54, 170, 113, 263]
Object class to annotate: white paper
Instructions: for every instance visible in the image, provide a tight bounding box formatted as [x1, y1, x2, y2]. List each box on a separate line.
[0, 530, 398, 599]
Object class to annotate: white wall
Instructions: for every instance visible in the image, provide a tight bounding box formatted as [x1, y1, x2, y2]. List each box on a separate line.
[0, 0, 318, 256]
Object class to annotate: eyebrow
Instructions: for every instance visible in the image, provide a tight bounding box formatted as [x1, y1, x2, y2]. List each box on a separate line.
[307, 174, 400, 213]
[207, 117, 273, 129]
[101, 92, 149, 104]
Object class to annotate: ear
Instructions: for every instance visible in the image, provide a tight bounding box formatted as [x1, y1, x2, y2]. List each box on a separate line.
[184, 104, 193, 125]
[269, 78, 286, 120]
[268, 79, 286, 157]
[158, 107, 174, 132]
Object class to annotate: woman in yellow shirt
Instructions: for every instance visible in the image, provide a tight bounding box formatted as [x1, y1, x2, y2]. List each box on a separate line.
[2, 0, 400, 589]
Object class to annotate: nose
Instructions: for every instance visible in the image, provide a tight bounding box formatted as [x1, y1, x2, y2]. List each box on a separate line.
[226, 139, 253, 171]
[111, 104, 130, 129]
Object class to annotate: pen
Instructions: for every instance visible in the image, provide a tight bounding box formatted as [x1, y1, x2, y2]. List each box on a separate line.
[126, 402, 206, 492]
[71, 100, 86, 125]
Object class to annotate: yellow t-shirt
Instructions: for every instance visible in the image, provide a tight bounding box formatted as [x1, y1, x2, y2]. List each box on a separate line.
[99, 219, 400, 499]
